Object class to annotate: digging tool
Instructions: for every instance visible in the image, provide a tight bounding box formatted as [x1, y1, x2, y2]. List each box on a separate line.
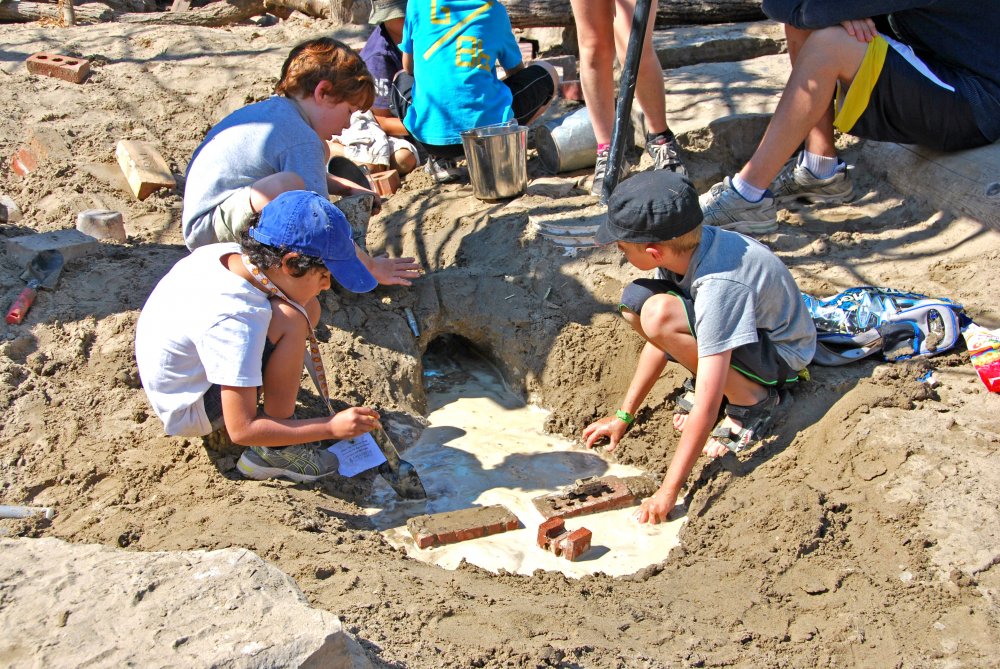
[5, 250, 64, 324]
[371, 424, 428, 500]
[601, 0, 653, 202]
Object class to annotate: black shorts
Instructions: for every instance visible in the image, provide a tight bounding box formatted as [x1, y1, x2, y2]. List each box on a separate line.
[390, 65, 555, 159]
[202, 338, 277, 430]
[620, 278, 802, 387]
[836, 36, 988, 151]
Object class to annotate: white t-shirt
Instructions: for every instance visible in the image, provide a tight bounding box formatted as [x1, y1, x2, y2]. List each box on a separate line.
[135, 243, 272, 437]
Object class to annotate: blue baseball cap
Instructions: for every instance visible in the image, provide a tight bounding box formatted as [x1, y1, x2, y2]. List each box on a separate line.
[249, 191, 378, 293]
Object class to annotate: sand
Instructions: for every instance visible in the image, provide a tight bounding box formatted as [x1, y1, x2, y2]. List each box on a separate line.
[1, 14, 999, 669]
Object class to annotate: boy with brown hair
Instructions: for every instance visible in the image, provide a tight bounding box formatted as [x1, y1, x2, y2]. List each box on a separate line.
[582, 171, 816, 523]
[182, 38, 415, 285]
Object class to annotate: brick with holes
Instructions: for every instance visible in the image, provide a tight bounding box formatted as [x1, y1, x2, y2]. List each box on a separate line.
[26, 52, 91, 84]
[407, 505, 520, 549]
[532, 475, 637, 520]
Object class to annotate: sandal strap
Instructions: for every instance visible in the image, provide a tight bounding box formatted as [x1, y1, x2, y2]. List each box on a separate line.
[673, 377, 697, 415]
[713, 387, 781, 453]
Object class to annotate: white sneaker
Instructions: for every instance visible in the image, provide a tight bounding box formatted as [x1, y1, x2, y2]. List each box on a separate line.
[699, 177, 778, 234]
[424, 156, 464, 184]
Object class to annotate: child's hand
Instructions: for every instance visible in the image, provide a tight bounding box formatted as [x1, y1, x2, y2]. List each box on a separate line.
[329, 406, 381, 440]
[841, 18, 877, 42]
[369, 254, 422, 286]
[633, 486, 678, 524]
[582, 415, 628, 452]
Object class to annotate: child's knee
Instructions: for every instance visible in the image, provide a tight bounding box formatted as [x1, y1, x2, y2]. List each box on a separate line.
[639, 294, 686, 335]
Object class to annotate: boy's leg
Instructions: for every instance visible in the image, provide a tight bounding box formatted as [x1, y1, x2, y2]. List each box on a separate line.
[610, 0, 671, 138]
[260, 296, 319, 420]
[569, 0, 617, 145]
[209, 172, 305, 243]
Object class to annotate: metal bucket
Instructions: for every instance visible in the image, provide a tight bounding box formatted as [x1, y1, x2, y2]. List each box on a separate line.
[535, 106, 648, 173]
[460, 123, 528, 200]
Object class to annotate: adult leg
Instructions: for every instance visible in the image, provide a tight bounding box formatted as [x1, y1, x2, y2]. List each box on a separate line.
[785, 24, 838, 159]
[739, 26, 867, 189]
[611, 0, 671, 137]
[570, 0, 617, 145]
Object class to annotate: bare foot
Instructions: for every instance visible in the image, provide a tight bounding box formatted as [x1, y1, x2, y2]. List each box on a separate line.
[673, 412, 688, 432]
[702, 414, 743, 458]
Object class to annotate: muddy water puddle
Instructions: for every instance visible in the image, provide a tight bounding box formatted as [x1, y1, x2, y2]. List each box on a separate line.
[365, 339, 685, 577]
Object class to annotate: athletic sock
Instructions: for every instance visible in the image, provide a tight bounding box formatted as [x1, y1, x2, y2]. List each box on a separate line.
[597, 142, 610, 154]
[645, 130, 675, 145]
[732, 173, 766, 202]
[800, 150, 840, 179]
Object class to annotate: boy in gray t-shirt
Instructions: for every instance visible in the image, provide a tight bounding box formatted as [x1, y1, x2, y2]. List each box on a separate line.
[582, 171, 816, 524]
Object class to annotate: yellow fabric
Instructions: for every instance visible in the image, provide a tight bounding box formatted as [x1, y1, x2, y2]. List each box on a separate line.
[834, 35, 889, 133]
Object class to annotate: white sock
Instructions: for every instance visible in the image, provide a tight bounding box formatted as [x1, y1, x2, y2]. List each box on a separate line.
[800, 150, 840, 179]
[731, 174, 766, 202]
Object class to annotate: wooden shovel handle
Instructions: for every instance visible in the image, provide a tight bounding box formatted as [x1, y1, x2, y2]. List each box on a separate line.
[6, 286, 37, 324]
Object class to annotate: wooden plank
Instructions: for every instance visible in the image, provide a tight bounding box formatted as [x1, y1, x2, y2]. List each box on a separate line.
[861, 141, 1000, 232]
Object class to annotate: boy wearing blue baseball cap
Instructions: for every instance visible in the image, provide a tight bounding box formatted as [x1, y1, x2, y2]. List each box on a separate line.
[136, 191, 388, 482]
[582, 171, 816, 523]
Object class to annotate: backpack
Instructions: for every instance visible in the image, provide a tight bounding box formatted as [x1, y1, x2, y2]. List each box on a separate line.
[802, 287, 964, 366]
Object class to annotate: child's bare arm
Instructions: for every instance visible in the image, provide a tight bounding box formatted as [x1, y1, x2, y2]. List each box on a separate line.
[634, 350, 731, 524]
[582, 341, 667, 451]
[356, 243, 422, 286]
[221, 385, 382, 447]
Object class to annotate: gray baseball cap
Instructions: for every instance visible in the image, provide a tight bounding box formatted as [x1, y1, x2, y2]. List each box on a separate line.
[596, 171, 703, 245]
[370, 0, 406, 24]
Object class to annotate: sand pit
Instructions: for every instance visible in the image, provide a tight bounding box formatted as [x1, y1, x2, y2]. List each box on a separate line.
[366, 339, 685, 577]
[1, 14, 999, 669]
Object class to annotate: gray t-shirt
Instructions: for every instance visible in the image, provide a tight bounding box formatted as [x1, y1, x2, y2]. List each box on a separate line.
[181, 96, 328, 250]
[657, 226, 816, 371]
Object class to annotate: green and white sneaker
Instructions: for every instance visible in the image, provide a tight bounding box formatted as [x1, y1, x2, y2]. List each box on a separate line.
[770, 157, 853, 205]
[699, 177, 778, 234]
[237, 444, 340, 483]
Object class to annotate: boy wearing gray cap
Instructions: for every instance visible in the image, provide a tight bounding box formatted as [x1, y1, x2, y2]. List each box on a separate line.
[582, 171, 816, 524]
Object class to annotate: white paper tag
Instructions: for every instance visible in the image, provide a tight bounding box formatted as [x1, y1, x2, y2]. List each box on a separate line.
[326, 432, 387, 477]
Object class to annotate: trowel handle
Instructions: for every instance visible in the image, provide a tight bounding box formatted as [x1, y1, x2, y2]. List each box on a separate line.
[6, 285, 37, 324]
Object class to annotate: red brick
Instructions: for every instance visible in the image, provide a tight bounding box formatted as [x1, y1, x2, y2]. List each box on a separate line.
[532, 476, 636, 520]
[537, 517, 565, 549]
[115, 140, 176, 201]
[560, 80, 584, 102]
[27, 126, 72, 165]
[371, 168, 400, 197]
[10, 147, 37, 176]
[559, 528, 592, 561]
[26, 52, 91, 84]
[407, 505, 520, 549]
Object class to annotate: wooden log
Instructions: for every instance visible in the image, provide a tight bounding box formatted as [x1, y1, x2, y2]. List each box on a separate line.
[116, 0, 265, 25]
[501, 0, 764, 29]
[861, 140, 1000, 232]
[0, 0, 111, 23]
[260, 0, 355, 22]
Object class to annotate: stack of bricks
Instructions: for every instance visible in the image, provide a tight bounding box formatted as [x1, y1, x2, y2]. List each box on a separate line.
[537, 517, 592, 561]
[407, 504, 519, 549]
[532, 475, 637, 520]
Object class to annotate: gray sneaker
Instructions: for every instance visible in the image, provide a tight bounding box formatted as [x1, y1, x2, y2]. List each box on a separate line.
[237, 444, 340, 483]
[590, 149, 629, 200]
[424, 156, 464, 184]
[770, 157, 853, 205]
[699, 177, 778, 234]
[645, 135, 687, 176]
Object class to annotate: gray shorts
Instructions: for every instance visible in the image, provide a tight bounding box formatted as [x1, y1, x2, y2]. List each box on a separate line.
[620, 278, 802, 387]
[209, 186, 256, 244]
[202, 338, 277, 431]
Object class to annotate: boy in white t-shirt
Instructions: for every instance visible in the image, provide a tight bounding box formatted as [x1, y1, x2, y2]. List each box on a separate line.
[136, 190, 391, 482]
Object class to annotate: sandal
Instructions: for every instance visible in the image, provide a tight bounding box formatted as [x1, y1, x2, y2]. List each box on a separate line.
[674, 377, 697, 416]
[710, 387, 782, 454]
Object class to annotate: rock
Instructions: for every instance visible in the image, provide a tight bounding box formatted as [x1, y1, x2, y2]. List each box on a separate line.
[0, 193, 22, 223]
[0, 537, 373, 668]
[333, 193, 373, 253]
[76, 209, 126, 243]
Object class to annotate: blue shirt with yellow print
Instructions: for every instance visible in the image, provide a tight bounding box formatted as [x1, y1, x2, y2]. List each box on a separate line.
[400, 0, 523, 146]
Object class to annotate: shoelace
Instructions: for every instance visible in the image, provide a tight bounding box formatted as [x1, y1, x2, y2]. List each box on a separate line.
[241, 254, 334, 413]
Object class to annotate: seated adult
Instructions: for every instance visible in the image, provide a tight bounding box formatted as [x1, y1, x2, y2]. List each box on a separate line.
[329, 0, 420, 176]
[699, 1, 1000, 234]
[391, 0, 559, 183]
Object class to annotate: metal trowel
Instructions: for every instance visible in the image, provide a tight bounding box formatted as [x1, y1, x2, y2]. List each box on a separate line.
[371, 426, 427, 500]
[5, 250, 65, 324]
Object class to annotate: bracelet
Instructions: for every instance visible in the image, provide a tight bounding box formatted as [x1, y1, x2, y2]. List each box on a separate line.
[615, 409, 635, 425]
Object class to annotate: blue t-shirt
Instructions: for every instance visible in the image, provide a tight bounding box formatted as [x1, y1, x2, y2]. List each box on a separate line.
[360, 24, 404, 111]
[400, 0, 522, 145]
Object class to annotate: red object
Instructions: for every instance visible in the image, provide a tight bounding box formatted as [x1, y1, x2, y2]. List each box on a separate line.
[10, 147, 37, 176]
[559, 528, 593, 561]
[6, 285, 37, 324]
[26, 52, 91, 84]
[371, 169, 401, 197]
[536, 517, 565, 548]
[560, 80, 585, 102]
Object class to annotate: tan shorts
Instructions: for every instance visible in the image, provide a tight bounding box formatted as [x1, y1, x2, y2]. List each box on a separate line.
[210, 186, 256, 243]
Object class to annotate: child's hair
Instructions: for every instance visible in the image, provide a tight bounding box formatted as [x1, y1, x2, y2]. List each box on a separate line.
[239, 223, 326, 277]
[661, 225, 702, 253]
[275, 37, 375, 110]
